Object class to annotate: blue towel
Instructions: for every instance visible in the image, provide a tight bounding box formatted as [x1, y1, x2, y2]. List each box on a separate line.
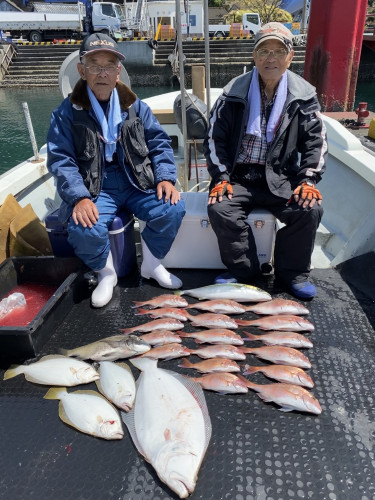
[87, 85, 122, 162]
[246, 67, 288, 143]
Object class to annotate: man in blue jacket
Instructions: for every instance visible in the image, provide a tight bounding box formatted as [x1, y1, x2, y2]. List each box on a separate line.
[204, 22, 327, 299]
[47, 33, 185, 307]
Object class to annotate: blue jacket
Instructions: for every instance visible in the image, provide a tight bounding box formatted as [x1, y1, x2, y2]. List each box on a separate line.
[47, 80, 177, 221]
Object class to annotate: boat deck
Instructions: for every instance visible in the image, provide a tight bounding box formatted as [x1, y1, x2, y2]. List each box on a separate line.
[1, 261, 375, 500]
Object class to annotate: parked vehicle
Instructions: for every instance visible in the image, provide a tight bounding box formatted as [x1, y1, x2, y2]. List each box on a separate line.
[209, 13, 262, 37]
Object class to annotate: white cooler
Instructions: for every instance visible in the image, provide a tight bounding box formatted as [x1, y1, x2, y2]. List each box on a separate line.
[142, 192, 276, 269]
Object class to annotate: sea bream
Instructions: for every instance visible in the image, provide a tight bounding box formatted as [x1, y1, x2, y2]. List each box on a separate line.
[186, 299, 252, 315]
[135, 343, 191, 360]
[236, 314, 315, 331]
[3, 354, 99, 386]
[139, 330, 182, 346]
[238, 375, 322, 414]
[190, 344, 246, 360]
[245, 298, 310, 316]
[131, 294, 189, 309]
[135, 307, 190, 321]
[60, 335, 151, 361]
[176, 283, 272, 302]
[44, 387, 124, 439]
[243, 364, 314, 388]
[96, 361, 136, 412]
[240, 345, 311, 369]
[178, 329, 244, 345]
[121, 318, 184, 334]
[185, 312, 239, 329]
[243, 330, 313, 348]
[179, 357, 241, 374]
[189, 372, 249, 394]
[122, 357, 212, 498]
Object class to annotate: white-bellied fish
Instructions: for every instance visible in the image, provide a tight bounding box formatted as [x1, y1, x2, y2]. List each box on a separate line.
[189, 373, 249, 394]
[178, 329, 244, 345]
[176, 283, 272, 302]
[186, 299, 252, 315]
[139, 330, 182, 346]
[179, 357, 241, 374]
[44, 387, 124, 439]
[245, 298, 310, 316]
[135, 343, 191, 360]
[121, 318, 184, 334]
[190, 344, 246, 360]
[236, 315, 315, 331]
[122, 357, 212, 498]
[135, 307, 190, 321]
[60, 335, 151, 361]
[243, 364, 314, 388]
[238, 375, 322, 414]
[3, 355, 99, 386]
[131, 294, 189, 309]
[96, 361, 136, 412]
[243, 330, 313, 348]
[185, 312, 239, 329]
[240, 345, 311, 369]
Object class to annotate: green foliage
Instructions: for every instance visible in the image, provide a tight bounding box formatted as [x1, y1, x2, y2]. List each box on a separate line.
[208, 0, 226, 7]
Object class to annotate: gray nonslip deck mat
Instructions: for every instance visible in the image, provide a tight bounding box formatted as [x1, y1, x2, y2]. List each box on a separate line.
[0, 267, 374, 500]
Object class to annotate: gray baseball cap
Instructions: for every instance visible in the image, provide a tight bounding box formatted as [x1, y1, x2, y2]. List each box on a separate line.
[254, 22, 294, 51]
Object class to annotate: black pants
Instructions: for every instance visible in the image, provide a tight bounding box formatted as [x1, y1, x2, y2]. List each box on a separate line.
[208, 165, 323, 284]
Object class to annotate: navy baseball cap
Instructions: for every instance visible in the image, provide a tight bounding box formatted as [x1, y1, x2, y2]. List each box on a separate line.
[79, 33, 125, 61]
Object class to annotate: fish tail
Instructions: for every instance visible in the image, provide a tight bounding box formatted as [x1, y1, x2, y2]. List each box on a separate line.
[3, 364, 24, 380]
[131, 301, 144, 308]
[235, 319, 253, 326]
[177, 330, 191, 338]
[174, 290, 183, 296]
[44, 387, 67, 400]
[120, 328, 134, 335]
[135, 308, 148, 316]
[242, 331, 258, 341]
[178, 358, 193, 368]
[243, 365, 260, 376]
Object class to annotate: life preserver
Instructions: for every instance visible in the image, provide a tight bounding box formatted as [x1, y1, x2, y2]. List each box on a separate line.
[148, 39, 158, 50]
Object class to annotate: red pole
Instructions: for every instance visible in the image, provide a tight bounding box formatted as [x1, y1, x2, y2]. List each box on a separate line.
[304, 0, 368, 111]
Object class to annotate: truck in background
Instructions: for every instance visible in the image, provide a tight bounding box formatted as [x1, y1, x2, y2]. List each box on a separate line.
[209, 13, 262, 37]
[0, 0, 127, 42]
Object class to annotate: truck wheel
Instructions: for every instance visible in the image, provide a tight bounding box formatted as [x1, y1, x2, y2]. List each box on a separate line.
[29, 31, 42, 42]
[215, 31, 225, 37]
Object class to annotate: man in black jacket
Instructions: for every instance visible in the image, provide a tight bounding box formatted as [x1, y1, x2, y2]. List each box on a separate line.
[204, 22, 327, 299]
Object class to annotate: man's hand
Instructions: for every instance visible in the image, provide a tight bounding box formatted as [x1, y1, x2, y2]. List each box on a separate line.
[157, 180, 180, 205]
[208, 180, 233, 205]
[72, 198, 99, 228]
[292, 182, 322, 209]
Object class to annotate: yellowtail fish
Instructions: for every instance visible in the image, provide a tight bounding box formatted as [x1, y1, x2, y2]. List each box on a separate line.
[245, 298, 310, 315]
[176, 283, 272, 302]
[122, 358, 212, 498]
[236, 314, 315, 331]
[238, 375, 322, 414]
[243, 364, 314, 388]
[185, 312, 239, 329]
[44, 387, 124, 439]
[60, 335, 150, 361]
[190, 373, 249, 394]
[179, 357, 241, 374]
[243, 330, 313, 348]
[139, 330, 182, 346]
[96, 361, 136, 412]
[131, 294, 188, 309]
[190, 344, 246, 360]
[135, 342, 191, 360]
[3, 355, 99, 386]
[240, 345, 311, 369]
[121, 318, 184, 334]
[186, 299, 252, 315]
[135, 307, 190, 321]
[178, 329, 244, 345]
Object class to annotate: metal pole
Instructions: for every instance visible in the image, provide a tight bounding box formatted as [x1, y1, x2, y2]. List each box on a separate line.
[22, 102, 40, 162]
[176, 0, 189, 191]
[203, 0, 211, 119]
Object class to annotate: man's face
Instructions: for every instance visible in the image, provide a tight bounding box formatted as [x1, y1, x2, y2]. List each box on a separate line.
[78, 51, 121, 101]
[253, 39, 294, 83]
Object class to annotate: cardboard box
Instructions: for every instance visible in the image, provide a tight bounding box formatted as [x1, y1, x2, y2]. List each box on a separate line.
[0, 256, 81, 363]
[160, 192, 276, 269]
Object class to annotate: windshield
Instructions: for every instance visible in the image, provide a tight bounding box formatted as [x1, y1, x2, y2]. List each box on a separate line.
[246, 14, 260, 25]
[114, 4, 126, 21]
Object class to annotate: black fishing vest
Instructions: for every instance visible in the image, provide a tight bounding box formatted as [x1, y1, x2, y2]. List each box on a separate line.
[71, 104, 155, 196]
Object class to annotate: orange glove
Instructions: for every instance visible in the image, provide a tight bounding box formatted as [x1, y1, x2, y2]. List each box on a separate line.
[209, 180, 233, 200]
[292, 182, 322, 207]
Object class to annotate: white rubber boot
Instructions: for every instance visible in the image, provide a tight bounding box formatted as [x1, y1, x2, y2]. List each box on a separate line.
[140, 238, 182, 289]
[91, 251, 118, 308]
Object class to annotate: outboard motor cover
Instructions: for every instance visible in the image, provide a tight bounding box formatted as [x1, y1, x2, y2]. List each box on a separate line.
[173, 94, 208, 152]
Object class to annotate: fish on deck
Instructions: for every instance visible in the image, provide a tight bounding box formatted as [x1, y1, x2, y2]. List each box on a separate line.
[190, 344, 247, 360]
[135, 342, 191, 360]
[131, 294, 189, 309]
[245, 298, 310, 316]
[179, 357, 241, 374]
[243, 364, 314, 388]
[185, 299, 251, 315]
[236, 315, 315, 331]
[96, 361, 136, 412]
[184, 312, 239, 329]
[178, 329, 244, 345]
[243, 330, 313, 348]
[240, 345, 311, 369]
[121, 318, 184, 334]
[135, 307, 190, 321]
[176, 283, 272, 302]
[139, 330, 182, 346]
[189, 372, 249, 394]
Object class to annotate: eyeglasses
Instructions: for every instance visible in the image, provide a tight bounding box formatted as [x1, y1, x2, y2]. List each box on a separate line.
[84, 65, 119, 75]
[256, 48, 288, 59]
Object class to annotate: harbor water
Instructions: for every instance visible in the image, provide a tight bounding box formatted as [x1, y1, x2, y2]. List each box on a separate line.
[0, 81, 374, 176]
